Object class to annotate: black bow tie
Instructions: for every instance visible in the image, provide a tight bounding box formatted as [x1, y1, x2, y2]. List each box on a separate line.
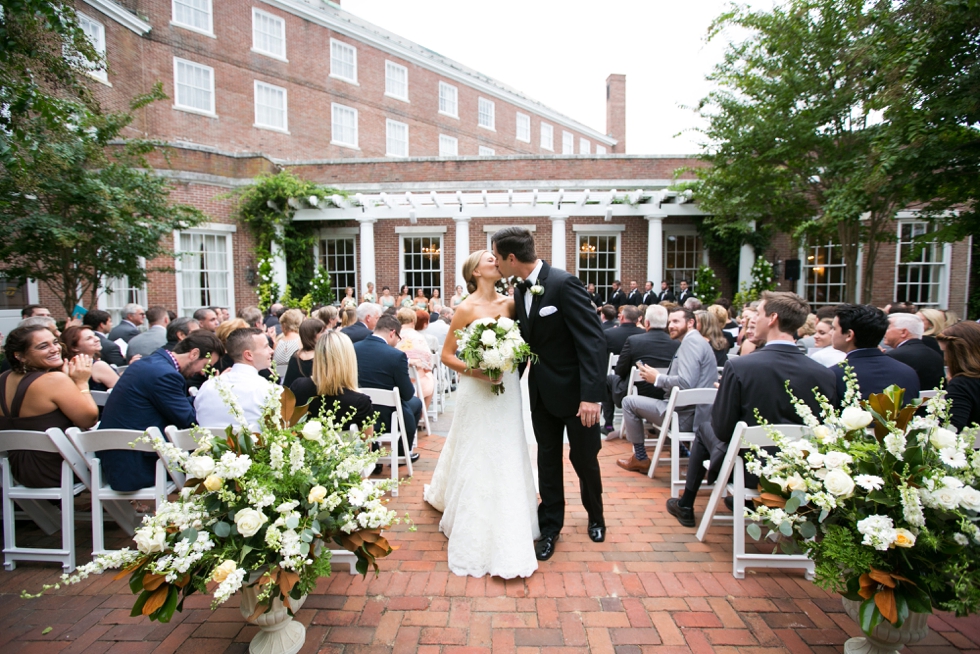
[516, 279, 533, 292]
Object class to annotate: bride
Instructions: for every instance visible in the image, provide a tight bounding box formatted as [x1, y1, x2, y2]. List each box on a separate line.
[423, 250, 539, 578]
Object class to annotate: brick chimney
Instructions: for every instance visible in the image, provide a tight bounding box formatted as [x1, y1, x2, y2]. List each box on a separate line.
[605, 74, 626, 153]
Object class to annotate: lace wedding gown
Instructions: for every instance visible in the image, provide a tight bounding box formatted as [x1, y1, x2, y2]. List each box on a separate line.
[423, 368, 540, 578]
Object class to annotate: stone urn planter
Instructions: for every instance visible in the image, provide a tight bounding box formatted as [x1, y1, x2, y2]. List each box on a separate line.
[239, 572, 308, 654]
[841, 598, 930, 654]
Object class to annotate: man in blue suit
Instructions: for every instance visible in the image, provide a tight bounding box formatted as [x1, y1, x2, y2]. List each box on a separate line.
[99, 330, 225, 491]
[353, 314, 422, 461]
[342, 303, 381, 344]
[831, 304, 920, 402]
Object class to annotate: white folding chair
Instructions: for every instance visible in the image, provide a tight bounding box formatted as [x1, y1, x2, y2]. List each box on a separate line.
[919, 390, 938, 400]
[606, 353, 619, 375]
[408, 365, 432, 434]
[0, 428, 89, 572]
[67, 427, 178, 555]
[360, 387, 413, 497]
[113, 365, 129, 376]
[695, 421, 814, 579]
[91, 390, 111, 407]
[648, 388, 718, 496]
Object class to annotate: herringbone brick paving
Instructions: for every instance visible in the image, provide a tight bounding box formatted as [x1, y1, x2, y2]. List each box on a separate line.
[3, 395, 980, 653]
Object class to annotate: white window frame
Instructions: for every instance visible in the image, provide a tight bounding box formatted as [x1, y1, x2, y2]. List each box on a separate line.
[438, 82, 458, 118]
[562, 130, 574, 154]
[579, 137, 591, 154]
[330, 38, 357, 84]
[540, 123, 554, 151]
[76, 12, 108, 84]
[575, 231, 622, 301]
[663, 228, 708, 292]
[802, 240, 849, 307]
[331, 103, 358, 149]
[596, 144, 607, 155]
[99, 269, 148, 326]
[173, 57, 216, 117]
[894, 220, 950, 308]
[384, 60, 409, 102]
[251, 7, 286, 61]
[316, 231, 358, 296]
[173, 226, 236, 318]
[253, 80, 288, 133]
[478, 146, 495, 156]
[400, 234, 443, 299]
[477, 97, 495, 130]
[516, 112, 530, 142]
[171, 0, 214, 37]
[386, 119, 409, 157]
[438, 134, 458, 157]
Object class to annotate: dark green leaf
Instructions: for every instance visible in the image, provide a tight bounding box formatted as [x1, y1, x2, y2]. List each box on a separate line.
[859, 599, 884, 636]
[130, 590, 150, 618]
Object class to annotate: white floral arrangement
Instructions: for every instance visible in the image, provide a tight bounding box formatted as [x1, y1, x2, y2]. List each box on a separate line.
[743, 369, 980, 636]
[454, 316, 535, 395]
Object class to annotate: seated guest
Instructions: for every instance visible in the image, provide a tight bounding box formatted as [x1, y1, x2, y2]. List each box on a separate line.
[195, 328, 279, 431]
[796, 314, 818, 350]
[683, 297, 703, 311]
[666, 292, 838, 526]
[937, 322, 980, 433]
[60, 326, 119, 391]
[83, 309, 125, 366]
[353, 314, 422, 460]
[99, 331, 224, 491]
[617, 307, 718, 473]
[193, 307, 220, 332]
[602, 305, 679, 435]
[809, 317, 847, 367]
[884, 312, 945, 391]
[314, 305, 339, 330]
[342, 302, 381, 344]
[107, 303, 144, 343]
[163, 317, 199, 351]
[213, 318, 249, 372]
[125, 306, 170, 362]
[283, 318, 325, 388]
[0, 325, 99, 487]
[599, 304, 618, 331]
[736, 306, 760, 355]
[396, 308, 434, 415]
[708, 304, 737, 350]
[605, 305, 645, 356]
[273, 309, 303, 371]
[290, 331, 374, 432]
[832, 304, 920, 401]
[695, 309, 731, 367]
[340, 306, 357, 328]
[918, 308, 947, 354]
[424, 307, 453, 353]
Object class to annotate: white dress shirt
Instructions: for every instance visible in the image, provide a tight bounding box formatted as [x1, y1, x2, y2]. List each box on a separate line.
[194, 363, 281, 431]
[523, 259, 545, 316]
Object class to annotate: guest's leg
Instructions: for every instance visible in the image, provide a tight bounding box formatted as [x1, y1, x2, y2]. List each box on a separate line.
[677, 432, 711, 509]
[400, 397, 423, 452]
[602, 374, 616, 428]
[620, 395, 666, 460]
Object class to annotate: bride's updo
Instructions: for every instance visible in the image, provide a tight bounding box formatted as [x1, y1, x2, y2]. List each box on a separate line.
[461, 250, 489, 295]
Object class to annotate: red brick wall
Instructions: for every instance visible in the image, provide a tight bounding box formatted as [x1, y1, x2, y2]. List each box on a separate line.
[606, 74, 626, 153]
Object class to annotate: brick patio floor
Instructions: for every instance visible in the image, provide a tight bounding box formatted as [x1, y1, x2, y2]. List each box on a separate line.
[3, 392, 980, 653]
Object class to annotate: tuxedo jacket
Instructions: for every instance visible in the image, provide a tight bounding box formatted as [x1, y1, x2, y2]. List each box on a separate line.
[516, 262, 606, 417]
[107, 320, 139, 343]
[625, 290, 642, 306]
[96, 332, 126, 366]
[607, 288, 626, 308]
[604, 323, 645, 356]
[641, 291, 658, 305]
[615, 329, 679, 399]
[677, 289, 693, 304]
[835, 348, 920, 402]
[587, 291, 603, 307]
[714, 343, 838, 443]
[886, 339, 945, 391]
[341, 321, 371, 343]
[657, 290, 676, 303]
[601, 320, 618, 332]
[353, 335, 416, 432]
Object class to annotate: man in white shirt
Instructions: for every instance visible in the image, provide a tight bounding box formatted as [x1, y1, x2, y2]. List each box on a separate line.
[194, 327, 280, 430]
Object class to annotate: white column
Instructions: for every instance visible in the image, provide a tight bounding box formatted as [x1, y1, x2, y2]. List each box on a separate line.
[270, 224, 288, 293]
[646, 213, 665, 287]
[737, 220, 756, 290]
[550, 214, 567, 270]
[358, 217, 377, 295]
[454, 214, 471, 290]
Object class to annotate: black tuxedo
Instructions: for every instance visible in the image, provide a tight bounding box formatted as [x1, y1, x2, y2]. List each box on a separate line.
[608, 288, 626, 308]
[96, 332, 126, 366]
[516, 261, 606, 536]
[657, 289, 676, 303]
[887, 339, 945, 391]
[625, 290, 641, 306]
[615, 330, 679, 399]
[604, 323, 645, 356]
[641, 290, 657, 305]
[341, 321, 371, 343]
[587, 291, 603, 307]
[835, 348, 920, 402]
[353, 335, 423, 452]
[601, 320, 618, 332]
[677, 289, 693, 304]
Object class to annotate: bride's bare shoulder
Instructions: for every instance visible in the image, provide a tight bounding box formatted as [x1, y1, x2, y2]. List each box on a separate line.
[497, 295, 517, 319]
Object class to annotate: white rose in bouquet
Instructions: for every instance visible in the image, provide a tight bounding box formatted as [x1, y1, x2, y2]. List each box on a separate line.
[930, 427, 958, 450]
[959, 487, 980, 512]
[480, 330, 497, 347]
[823, 451, 853, 470]
[840, 407, 873, 432]
[786, 473, 807, 492]
[807, 452, 826, 468]
[933, 486, 961, 511]
[135, 526, 168, 554]
[497, 317, 515, 331]
[302, 420, 324, 442]
[185, 456, 216, 480]
[235, 508, 267, 538]
[893, 528, 916, 548]
[308, 485, 327, 504]
[824, 469, 856, 496]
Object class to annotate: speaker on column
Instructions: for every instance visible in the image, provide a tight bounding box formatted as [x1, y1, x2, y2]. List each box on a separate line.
[785, 259, 801, 281]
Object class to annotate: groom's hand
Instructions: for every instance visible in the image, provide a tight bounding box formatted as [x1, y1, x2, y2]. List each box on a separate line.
[577, 401, 601, 428]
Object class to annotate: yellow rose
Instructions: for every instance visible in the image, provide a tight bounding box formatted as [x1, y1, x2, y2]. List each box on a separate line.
[893, 528, 916, 548]
[211, 559, 237, 583]
[203, 475, 223, 492]
[308, 485, 327, 504]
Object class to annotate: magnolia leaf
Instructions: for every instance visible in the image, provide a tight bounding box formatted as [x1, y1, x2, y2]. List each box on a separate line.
[859, 598, 884, 636]
[875, 587, 899, 624]
[290, 402, 311, 427]
[859, 573, 877, 600]
[277, 569, 300, 595]
[247, 601, 270, 623]
[279, 388, 297, 427]
[746, 523, 762, 540]
[896, 404, 918, 432]
[142, 585, 170, 617]
[142, 573, 167, 592]
[904, 584, 933, 614]
[894, 592, 910, 628]
[757, 492, 787, 509]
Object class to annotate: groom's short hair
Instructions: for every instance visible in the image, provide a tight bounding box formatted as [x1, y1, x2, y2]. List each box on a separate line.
[491, 227, 536, 263]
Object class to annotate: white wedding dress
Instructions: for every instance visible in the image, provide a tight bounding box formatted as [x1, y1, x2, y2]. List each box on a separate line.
[423, 368, 540, 578]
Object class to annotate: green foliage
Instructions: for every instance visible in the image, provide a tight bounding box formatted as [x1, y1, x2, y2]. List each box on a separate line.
[695, 215, 772, 287]
[693, 265, 722, 305]
[278, 285, 312, 315]
[308, 266, 335, 306]
[731, 283, 759, 314]
[255, 256, 280, 313]
[749, 257, 777, 295]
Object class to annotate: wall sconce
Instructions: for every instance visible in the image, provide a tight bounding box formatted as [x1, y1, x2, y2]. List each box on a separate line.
[245, 266, 258, 286]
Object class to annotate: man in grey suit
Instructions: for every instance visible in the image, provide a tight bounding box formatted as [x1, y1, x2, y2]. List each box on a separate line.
[617, 307, 718, 473]
[125, 306, 170, 361]
[107, 303, 144, 343]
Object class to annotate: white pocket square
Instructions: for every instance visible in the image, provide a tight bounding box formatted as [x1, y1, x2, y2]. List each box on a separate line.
[538, 306, 558, 317]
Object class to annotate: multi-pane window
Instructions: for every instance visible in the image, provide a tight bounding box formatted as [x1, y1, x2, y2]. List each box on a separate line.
[330, 39, 357, 83]
[803, 241, 847, 306]
[596, 144, 607, 155]
[320, 237, 357, 294]
[172, 0, 212, 35]
[331, 103, 358, 148]
[896, 221, 946, 307]
[178, 232, 231, 317]
[478, 97, 495, 130]
[386, 119, 409, 157]
[252, 8, 285, 59]
[254, 81, 287, 131]
[173, 58, 215, 115]
[540, 123, 554, 150]
[0, 279, 29, 312]
[579, 138, 591, 154]
[516, 113, 530, 142]
[664, 234, 704, 290]
[438, 134, 458, 156]
[402, 236, 442, 298]
[577, 234, 619, 300]
[439, 82, 458, 117]
[562, 131, 574, 154]
[102, 274, 148, 325]
[385, 61, 408, 101]
[76, 12, 107, 82]
[478, 146, 495, 156]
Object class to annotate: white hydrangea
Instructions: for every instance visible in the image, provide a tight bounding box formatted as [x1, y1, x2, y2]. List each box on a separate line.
[857, 515, 897, 551]
[215, 451, 252, 479]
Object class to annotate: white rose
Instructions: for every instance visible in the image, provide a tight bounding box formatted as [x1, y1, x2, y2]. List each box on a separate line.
[807, 452, 826, 469]
[824, 469, 856, 496]
[840, 407, 873, 432]
[134, 526, 168, 554]
[235, 508, 267, 538]
[893, 528, 916, 548]
[942, 476, 964, 489]
[959, 487, 980, 512]
[931, 428, 958, 450]
[203, 475, 223, 492]
[786, 474, 807, 492]
[211, 560, 237, 583]
[302, 420, 324, 442]
[185, 456, 216, 480]
[813, 425, 836, 444]
[823, 451, 853, 470]
[308, 485, 327, 504]
[497, 317, 514, 331]
[933, 487, 961, 511]
[480, 330, 497, 347]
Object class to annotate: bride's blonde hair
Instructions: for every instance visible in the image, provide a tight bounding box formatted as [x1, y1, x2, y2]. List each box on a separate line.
[461, 250, 489, 294]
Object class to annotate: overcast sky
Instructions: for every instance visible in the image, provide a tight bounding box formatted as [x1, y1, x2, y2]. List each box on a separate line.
[343, 0, 760, 155]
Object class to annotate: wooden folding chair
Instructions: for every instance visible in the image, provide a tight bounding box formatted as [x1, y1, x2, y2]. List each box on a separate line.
[360, 387, 413, 497]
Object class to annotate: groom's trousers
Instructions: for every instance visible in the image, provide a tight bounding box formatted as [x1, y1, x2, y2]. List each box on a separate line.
[532, 409, 604, 536]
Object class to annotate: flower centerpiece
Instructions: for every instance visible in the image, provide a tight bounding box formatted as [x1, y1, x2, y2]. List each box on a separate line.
[743, 371, 980, 647]
[455, 316, 535, 395]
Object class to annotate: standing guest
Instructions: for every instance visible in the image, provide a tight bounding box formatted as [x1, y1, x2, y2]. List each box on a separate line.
[107, 303, 144, 343]
[641, 281, 657, 306]
[626, 281, 642, 306]
[314, 305, 339, 330]
[195, 327, 279, 430]
[396, 308, 434, 416]
[831, 304, 920, 401]
[450, 285, 466, 308]
[936, 322, 980, 432]
[340, 287, 357, 309]
[884, 312, 945, 391]
[273, 309, 304, 370]
[163, 318, 199, 351]
[342, 303, 381, 343]
[428, 288, 444, 313]
[0, 325, 99, 487]
[291, 331, 375, 432]
[283, 318, 325, 388]
[604, 305, 644, 356]
[918, 308, 947, 354]
[657, 281, 676, 304]
[695, 309, 731, 367]
[586, 283, 603, 307]
[340, 306, 357, 329]
[83, 309, 126, 366]
[677, 280, 693, 305]
[238, 306, 265, 330]
[413, 288, 429, 311]
[380, 286, 396, 309]
[99, 330, 224, 491]
[363, 282, 377, 304]
[607, 280, 626, 308]
[809, 317, 847, 367]
[124, 306, 170, 362]
[599, 304, 618, 331]
[397, 285, 413, 308]
[61, 326, 119, 390]
[193, 307, 220, 332]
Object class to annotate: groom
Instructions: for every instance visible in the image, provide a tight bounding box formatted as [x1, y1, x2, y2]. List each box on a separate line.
[492, 227, 607, 560]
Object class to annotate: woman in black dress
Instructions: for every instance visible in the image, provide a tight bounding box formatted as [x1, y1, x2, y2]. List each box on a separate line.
[283, 318, 325, 388]
[937, 321, 980, 433]
[61, 326, 119, 391]
[290, 330, 375, 434]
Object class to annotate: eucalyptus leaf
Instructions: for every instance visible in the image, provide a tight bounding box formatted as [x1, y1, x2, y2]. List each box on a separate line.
[798, 520, 817, 539]
[778, 521, 794, 537]
[300, 541, 310, 557]
[746, 523, 762, 540]
[785, 497, 801, 514]
[301, 530, 314, 543]
[180, 528, 198, 544]
[213, 522, 231, 538]
[286, 516, 300, 530]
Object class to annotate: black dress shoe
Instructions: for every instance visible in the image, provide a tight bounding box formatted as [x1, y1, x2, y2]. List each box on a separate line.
[666, 498, 696, 528]
[535, 534, 560, 561]
[588, 522, 605, 542]
[371, 464, 383, 476]
[397, 452, 421, 466]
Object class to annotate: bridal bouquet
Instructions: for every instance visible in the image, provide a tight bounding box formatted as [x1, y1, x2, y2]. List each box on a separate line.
[25, 388, 406, 623]
[743, 370, 980, 636]
[455, 316, 534, 395]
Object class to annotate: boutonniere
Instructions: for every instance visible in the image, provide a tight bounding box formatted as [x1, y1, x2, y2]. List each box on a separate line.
[530, 284, 545, 296]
